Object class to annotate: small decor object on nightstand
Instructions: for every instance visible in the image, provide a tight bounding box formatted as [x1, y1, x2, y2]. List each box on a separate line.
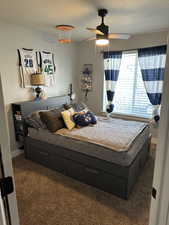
[68, 83, 76, 103]
[31, 73, 45, 100]
[81, 64, 93, 101]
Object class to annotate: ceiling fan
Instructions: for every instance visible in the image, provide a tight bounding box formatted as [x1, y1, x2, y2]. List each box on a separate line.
[86, 9, 131, 46]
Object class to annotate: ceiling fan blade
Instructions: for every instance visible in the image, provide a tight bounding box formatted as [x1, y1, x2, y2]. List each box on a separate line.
[85, 37, 96, 41]
[108, 33, 131, 39]
[86, 28, 104, 35]
[80, 37, 96, 42]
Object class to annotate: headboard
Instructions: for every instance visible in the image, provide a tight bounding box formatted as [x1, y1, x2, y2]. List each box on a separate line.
[12, 95, 70, 118]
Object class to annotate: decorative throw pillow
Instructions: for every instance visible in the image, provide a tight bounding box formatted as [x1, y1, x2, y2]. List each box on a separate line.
[61, 108, 75, 130]
[73, 111, 97, 127]
[25, 110, 47, 129]
[63, 102, 88, 113]
[39, 108, 65, 132]
[63, 103, 72, 110]
[86, 111, 97, 125]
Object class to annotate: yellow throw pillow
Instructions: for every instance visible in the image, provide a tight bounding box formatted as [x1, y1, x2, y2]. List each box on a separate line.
[61, 108, 75, 130]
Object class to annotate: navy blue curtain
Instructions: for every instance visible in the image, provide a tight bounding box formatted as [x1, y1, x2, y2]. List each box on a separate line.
[138, 45, 167, 121]
[103, 51, 122, 113]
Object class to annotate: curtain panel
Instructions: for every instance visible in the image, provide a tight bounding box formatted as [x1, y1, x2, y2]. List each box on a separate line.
[103, 51, 122, 113]
[138, 45, 167, 121]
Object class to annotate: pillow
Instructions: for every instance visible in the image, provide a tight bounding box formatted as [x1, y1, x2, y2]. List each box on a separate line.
[63, 103, 72, 110]
[63, 102, 88, 113]
[61, 108, 75, 130]
[39, 108, 65, 132]
[86, 111, 97, 125]
[25, 110, 47, 129]
[73, 111, 97, 127]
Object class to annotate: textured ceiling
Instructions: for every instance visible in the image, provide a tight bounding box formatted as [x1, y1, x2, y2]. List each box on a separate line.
[0, 0, 169, 41]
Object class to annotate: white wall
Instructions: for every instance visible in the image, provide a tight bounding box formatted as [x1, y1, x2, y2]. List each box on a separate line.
[0, 22, 78, 152]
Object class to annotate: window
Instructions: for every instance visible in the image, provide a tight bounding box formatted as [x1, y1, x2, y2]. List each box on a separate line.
[107, 51, 153, 118]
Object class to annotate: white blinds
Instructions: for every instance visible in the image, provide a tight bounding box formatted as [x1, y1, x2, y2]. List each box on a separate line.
[113, 51, 153, 118]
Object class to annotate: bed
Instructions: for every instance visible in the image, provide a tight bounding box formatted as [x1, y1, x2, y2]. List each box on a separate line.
[15, 96, 151, 199]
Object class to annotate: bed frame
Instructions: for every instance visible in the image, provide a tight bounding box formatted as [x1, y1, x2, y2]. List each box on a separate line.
[14, 95, 151, 199]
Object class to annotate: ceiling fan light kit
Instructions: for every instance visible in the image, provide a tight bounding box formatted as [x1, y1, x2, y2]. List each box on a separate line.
[95, 9, 109, 46]
[86, 8, 131, 46]
[96, 38, 109, 46]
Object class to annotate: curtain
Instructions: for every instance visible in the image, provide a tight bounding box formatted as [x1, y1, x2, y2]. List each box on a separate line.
[103, 51, 122, 113]
[138, 45, 167, 121]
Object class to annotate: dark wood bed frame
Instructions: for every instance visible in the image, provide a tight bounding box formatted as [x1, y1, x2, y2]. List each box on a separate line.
[13, 95, 151, 199]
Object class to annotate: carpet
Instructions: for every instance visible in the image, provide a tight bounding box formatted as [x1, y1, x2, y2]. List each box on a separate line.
[13, 149, 155, 225]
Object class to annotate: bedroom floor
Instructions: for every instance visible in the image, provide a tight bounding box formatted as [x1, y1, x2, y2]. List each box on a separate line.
[13, 146, 155, 225]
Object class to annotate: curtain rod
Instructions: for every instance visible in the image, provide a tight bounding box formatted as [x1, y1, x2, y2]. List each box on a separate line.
[100, 44, 167, 54]
[100, 49, 137, 54]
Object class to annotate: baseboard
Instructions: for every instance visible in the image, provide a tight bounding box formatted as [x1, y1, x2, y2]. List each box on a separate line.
[11, 149, 23, 158]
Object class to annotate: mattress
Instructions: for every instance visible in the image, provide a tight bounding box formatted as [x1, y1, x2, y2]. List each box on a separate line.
[28, 118, 150, 167]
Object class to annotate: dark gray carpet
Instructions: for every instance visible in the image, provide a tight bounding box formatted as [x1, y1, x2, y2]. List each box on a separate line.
[13, 149, 155, 225]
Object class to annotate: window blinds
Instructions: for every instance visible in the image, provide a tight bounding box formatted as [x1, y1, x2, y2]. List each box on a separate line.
[113, 51, 153, 118]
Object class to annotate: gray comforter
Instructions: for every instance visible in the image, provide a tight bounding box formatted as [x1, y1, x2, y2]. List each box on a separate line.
[57, 117, 148, 152]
